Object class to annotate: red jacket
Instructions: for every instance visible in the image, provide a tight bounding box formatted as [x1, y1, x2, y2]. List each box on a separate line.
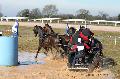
[79, 32, 89, 41]
[79, 29, 94, 42]
[70, 36, 90, 50]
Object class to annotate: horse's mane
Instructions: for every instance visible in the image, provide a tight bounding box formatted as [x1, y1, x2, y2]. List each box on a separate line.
[44, 24, 55, 34]
[48, 25, 54, 31]
[38, 26, 43, 29]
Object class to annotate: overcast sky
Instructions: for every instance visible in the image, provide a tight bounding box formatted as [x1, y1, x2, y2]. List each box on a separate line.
[0, 0, 120, 16]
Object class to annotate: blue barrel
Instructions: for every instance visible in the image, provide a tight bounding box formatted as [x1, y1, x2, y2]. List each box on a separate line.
[0, 36, 18, 66]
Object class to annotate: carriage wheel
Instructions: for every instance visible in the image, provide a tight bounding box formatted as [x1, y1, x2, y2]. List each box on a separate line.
[88, 55, 102, 72]
[88, 64, 95, 72]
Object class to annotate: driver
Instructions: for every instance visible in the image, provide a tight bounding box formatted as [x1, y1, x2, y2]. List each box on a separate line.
[71, 38, 85, 67]
[79, 27, 94, 42]
[68, 30, 91, 67]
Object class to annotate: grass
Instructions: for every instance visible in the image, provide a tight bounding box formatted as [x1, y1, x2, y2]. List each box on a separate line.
[0, 25, 120, 77]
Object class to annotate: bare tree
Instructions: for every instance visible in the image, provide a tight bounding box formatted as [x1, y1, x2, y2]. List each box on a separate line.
[98, 11, 109, 20]
[17, 8, 42, 19]
[42, 4, 58, 18]
[76, 9, 90, 19]
[0, 4, 1, 12]
[57, 14, 75, 19]
[29, 8, 42, 19]
[0, 13, 2, 17]
[118, 14, 120, 21]
[16, 9, 30, 17]
[0, 4, 3, 17]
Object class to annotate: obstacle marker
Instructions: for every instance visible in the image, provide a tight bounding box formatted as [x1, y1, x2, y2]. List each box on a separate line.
[0, 36, 18, 66]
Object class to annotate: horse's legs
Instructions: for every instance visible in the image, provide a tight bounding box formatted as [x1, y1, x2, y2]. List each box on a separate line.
[50, 47, 52, 54]
[54, 46, 60, 58]
[35, 46, 41, 58]
[44, 47, 48, 55]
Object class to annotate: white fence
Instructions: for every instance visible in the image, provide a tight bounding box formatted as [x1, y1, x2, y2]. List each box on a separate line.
[95, 36, 120, 46]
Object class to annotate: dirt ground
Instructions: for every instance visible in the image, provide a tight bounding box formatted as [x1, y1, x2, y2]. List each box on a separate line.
[0, 58, 115, 79]
[0, 52, 115, 79]
[0, 21, 120, 32]
[0, 22, 118, 79]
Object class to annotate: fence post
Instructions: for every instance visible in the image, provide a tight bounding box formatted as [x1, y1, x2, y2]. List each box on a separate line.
[114, 36, 117, 45]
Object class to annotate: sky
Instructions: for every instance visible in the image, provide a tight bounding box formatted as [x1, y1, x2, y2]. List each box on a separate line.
[0, 0, 120, 17]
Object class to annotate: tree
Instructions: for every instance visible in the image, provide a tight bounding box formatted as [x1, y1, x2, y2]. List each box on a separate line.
[76, 9, 90, 19]
[0, 5, 3, 17]
[42, 4, 58, 18]
[118, 14, 120, 20]
[98, 11, 109, 20]
[58, 14, 75, 19]
[17, 9, 30, 17]
[29, 8, 42, 19]
[0, 12, 3, 17]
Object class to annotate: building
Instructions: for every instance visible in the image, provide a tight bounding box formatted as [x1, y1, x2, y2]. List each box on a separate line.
[62, 19, 88, 24]
[90, 20, 120, 26]
[30, 18, 61, 23]
[1, 17, 28, 21]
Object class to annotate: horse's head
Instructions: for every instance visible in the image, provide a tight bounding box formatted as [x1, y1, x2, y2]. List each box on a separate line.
[45, 23, 49, 27]
[33, 25, 39, 37]
[33, 25, 43, 37]
[43, 26, 48, 33]
[68, 27, 76, 35]
[43, 24, 53, 35]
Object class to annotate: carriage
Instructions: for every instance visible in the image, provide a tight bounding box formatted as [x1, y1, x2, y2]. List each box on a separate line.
[67, 46, 115, 72]
[67, 40, 103, 71]
[33, 24, 116, 72]
[66, 28, 116, 72]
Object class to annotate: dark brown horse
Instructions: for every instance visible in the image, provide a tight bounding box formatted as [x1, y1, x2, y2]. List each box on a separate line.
[33, 25, 60, 58]
[43, 23, 55, 35]
[58, 34, 70, 57]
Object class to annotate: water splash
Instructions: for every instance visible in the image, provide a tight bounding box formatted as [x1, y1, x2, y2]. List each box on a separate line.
[18, 52, 46, 65]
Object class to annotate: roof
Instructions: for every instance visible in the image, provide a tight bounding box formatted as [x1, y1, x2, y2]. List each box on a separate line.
[41, 18, 61, 20]
[115, 21, 120, 23]
[90, 20, 120, 24]
[1, 17, 28, 19]
[62, 19, 86, 22]
[90, 20, 107, 22]
[32, 18, 61, 21]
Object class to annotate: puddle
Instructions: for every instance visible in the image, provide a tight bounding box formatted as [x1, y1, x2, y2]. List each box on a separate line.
[0, 52, 116, 79]
[18, 52, 46, 66]
[20, 61, 45, 65]
[0, 52, 46, 72]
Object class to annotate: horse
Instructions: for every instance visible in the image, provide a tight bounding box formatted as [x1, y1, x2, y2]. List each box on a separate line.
[58, 27, 78, 57]
[67, 27, 76, 36]
[33, 25, 60, 58]
[43, 23, 55, 35]
[58, 27, 76, 57]
[58, 34, 70, 57]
